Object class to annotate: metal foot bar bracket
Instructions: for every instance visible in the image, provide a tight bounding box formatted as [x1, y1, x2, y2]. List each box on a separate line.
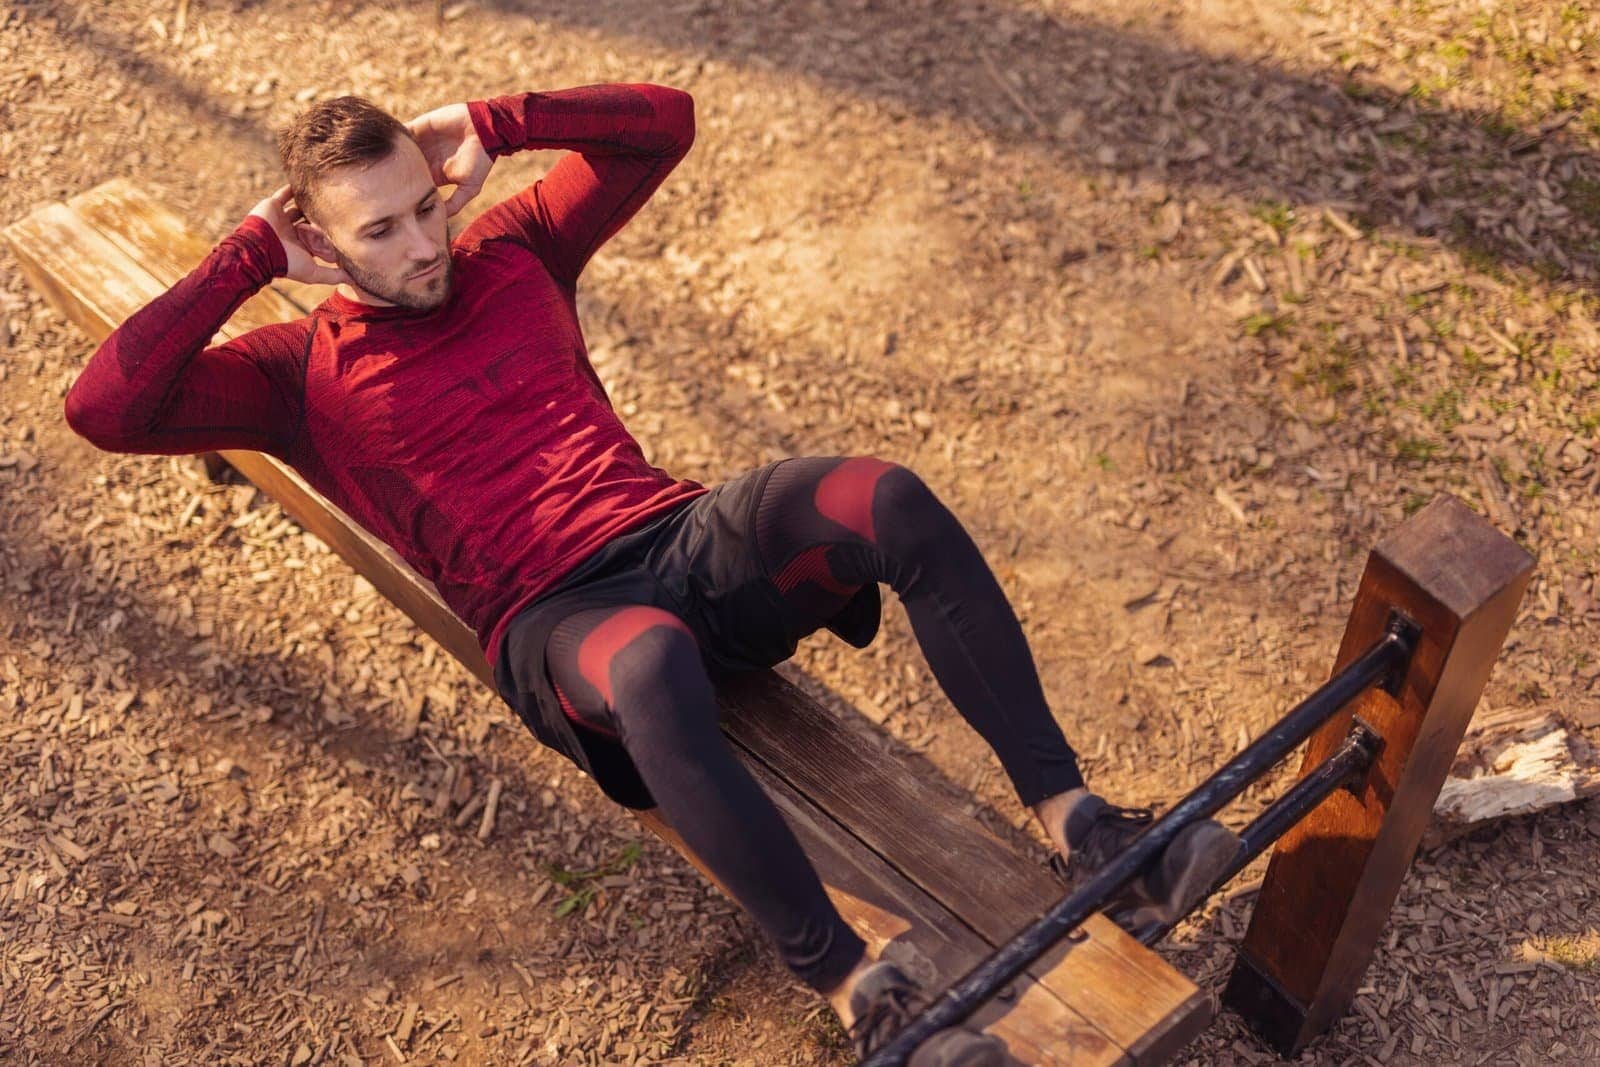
[861, 495, 1533, 1066]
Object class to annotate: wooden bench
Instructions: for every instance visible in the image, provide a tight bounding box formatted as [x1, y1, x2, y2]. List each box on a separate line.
[8, 177, 1210, 1064]
[8, 178, 1533, 1064]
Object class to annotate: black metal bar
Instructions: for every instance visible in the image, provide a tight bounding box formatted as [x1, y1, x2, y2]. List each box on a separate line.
[857, 617, 1416, 1067]
[1133, 721, 1385, 946]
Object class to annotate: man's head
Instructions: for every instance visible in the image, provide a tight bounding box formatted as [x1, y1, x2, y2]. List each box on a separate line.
[276, 95, 455, 312]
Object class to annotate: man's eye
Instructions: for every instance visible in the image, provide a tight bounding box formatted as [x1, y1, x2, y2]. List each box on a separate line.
[369, 204, 433, 238]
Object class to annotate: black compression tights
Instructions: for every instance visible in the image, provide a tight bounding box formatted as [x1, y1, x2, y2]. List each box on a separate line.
[544, 457, 1084, 992]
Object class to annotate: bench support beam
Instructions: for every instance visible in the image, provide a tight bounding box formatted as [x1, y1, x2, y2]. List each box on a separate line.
[1223, 496, 1533, 1055]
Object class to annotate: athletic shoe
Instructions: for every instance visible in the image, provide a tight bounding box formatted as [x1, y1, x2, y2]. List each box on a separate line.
[848, 960, 1013, 1066]
[1047, 796, 1241, 940]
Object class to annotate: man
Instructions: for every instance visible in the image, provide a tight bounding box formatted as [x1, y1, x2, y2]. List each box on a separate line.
[63, 82, 1239, 1064]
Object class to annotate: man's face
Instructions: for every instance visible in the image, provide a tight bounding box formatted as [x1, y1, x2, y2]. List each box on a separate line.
[298, 135, 454, 312]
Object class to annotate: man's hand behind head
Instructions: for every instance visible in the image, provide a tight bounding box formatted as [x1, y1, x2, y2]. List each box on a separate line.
[403, 102, 493, 218]
[249, 184, 354, 287]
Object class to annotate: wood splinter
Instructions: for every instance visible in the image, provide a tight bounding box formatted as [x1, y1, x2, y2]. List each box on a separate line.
[477, 777, 503, 842]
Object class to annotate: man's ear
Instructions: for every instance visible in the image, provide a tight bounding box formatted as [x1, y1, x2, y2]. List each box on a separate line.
[294, 220, 340, 264]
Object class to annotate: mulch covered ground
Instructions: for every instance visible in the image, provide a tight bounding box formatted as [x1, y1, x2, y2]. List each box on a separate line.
[2, 0, 1597, 1063]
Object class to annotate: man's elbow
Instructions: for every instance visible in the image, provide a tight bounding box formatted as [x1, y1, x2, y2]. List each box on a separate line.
[63, 380, 130, 451]
[649, 85, 696, 155]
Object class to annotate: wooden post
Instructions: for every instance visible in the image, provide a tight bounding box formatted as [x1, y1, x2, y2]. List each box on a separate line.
[1223, 494, 1534, 1056]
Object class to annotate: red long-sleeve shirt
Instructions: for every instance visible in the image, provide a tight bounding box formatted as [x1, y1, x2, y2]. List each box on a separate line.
[64, 83, 711, 668]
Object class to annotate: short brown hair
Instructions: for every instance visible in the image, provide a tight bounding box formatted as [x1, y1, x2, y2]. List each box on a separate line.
[276, 95, 414, 229]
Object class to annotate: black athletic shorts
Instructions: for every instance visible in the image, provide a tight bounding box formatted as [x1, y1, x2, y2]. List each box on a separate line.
[491, 458, 881, 810]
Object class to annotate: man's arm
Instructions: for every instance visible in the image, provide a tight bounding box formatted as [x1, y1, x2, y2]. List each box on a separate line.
[63, 213, 308, 459]
[463, 83, 695, 287]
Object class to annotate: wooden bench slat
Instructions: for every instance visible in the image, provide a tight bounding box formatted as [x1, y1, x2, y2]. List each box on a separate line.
[718, 671, 1211, 1059]
[67, 181, 333, 321]
[6, 180, 1213, 1063]
[739, 761, 1128, 1066]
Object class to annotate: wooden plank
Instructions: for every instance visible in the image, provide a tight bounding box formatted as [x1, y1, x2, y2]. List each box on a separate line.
[68, 178, 334, 318]
[666, 763, 1128, 1066]
[1223, 495, 1534, 1055]
[716, 672, 1211, 1062]
[6, 187, 1209, 1062]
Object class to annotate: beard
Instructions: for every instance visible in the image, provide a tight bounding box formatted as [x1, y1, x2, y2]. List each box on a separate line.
[333, 245, 454, 312]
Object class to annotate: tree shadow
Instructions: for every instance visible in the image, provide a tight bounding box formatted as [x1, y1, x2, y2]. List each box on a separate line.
[29, 0, 1599, 283]
[0, 480, 786, 1060]
[464, 0, 1596, 284]
[1155, 800, 1600, 1063]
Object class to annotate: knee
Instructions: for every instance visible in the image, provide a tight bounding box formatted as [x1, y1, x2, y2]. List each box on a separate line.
[872, 460, 938, 512]
[868, 462, 955, 555]
[813, 456, 944, 543]
[574, 605, 700, 708]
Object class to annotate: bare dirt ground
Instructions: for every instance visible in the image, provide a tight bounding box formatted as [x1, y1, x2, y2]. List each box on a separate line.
[3, 0, 1599, 1063]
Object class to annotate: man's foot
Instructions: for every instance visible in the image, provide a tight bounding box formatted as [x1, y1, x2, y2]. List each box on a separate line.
[1046, 794, 1241, 940]
[846, 960, 1012, 1066]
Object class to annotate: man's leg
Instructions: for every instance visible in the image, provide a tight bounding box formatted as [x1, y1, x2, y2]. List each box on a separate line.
[543, 600, 1011, 1060]
[751, 456, 1239, 918]
[544, 602, 868, 993]
[753, 456, 1085, 813]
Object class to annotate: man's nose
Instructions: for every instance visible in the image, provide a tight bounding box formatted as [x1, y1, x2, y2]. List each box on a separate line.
[405, 221, 438, 266]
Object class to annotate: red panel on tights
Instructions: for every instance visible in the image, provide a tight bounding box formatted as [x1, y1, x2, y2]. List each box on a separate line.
[577, 606, 694, 707]
[814, 457, 895, 545]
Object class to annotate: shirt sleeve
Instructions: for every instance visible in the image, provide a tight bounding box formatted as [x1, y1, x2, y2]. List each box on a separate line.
[461, 83, 695, 288]
[63, 213, 309, 460]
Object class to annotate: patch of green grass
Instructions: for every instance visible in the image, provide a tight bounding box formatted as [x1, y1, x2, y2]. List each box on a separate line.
[1342, 80, 1385, 104]
[1241, 311, 1293, 338]
[1460, 345, 1494, 383]
[1402, 491, 1430, 516]
[1517, 678, 1551, 703]
[1379, 237, 1425, 262]
[1017, 178, 1036, 202]
[1422, 387, 1464, 433]
[1251, 199, 1296, 238]
[1090, 451, 1114, 471]
[1569, 178, 1600, 225]
[1408, 73, 1455, 102]
[1478, 111, 1521, 140]
[1537, 343, 1574, 392]
[1450, 221, 1507, 280]
[1579, 408, 1600, 434]
[546, 842, 644, 918]
[1585, 105, 1600, 141]
[1395, 436, 1440, 463]
[1293, 341, 1358, 396]
[1552, 85, 1590, 115]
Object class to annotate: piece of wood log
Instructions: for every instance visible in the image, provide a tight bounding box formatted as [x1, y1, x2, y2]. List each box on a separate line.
[1427, 704, 1600, 847]
[1223, 494, 1534, 1056]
